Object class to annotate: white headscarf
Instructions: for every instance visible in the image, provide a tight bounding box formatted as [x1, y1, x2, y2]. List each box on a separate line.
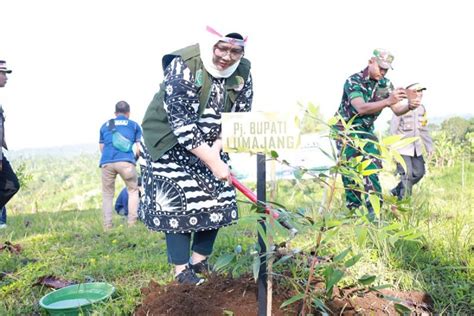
[199, 26, 247, 79]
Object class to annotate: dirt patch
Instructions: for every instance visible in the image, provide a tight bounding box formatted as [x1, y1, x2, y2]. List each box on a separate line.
[0, 241, 22, 254]
[135, 275, 433, 315]
[135, 275, 294, 316]
[328, 287, 433, 315]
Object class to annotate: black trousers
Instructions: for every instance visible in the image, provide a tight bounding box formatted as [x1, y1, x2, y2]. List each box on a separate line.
[0, 157, 20, 211]
[165, 229, 219, 265]
[392, 154, 425, 199]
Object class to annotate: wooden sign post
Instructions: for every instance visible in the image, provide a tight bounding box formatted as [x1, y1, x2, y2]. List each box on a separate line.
[222, 112, 300, 316]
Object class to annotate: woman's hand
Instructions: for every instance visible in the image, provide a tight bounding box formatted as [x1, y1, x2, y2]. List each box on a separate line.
[210, 138, 223, 156]
[209, 159, 231, 184]
[190, 140, 231, 184]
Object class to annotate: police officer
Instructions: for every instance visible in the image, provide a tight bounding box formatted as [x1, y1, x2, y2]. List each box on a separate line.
[390, 83, 433, 199]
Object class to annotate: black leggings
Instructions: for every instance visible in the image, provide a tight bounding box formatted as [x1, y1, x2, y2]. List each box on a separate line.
[165, 229, 219, 265]
[0, 157, 20, 209]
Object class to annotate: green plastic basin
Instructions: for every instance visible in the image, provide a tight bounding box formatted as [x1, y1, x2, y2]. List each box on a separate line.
[39, 282, 115, 315]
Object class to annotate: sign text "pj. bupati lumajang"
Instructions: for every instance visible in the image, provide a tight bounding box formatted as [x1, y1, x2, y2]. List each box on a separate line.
[221, 112, 300, 152]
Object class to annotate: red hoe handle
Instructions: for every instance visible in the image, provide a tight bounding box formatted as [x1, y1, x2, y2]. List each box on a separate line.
[230, 174, 279, 219]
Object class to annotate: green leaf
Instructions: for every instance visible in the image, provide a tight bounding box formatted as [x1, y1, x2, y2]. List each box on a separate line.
[381, 294, 403, 303]
[214, 253, 235, 272]
[344, 254, 362, 268]
[355, 226, 368, 247]
[333, 247, 351, 263]
[274, 255, 293, 266]
[353, 155, 364, 164]
[388, 235, 399, 247]
[270, 150, 279, 159]
[252, 255, 261, 282]
[394, 303, 413, 315]
[392, 228, 422, 241]
[238, 214, 263, 225]
[325, 268, 344, 294]
[379, 146, 390, 159]
[249, 204, 259, 213]
[402, 232, 423, 241]
[391, 136, 418, 150]
[313, 298, 327, 312]
[325, 219, 342, 229]
[266, 200, 290, 210]
[360, 168, 380, 176]
[347, 114, 358, 127]
[294, 115, 301, 129]
[358, 159, 372, 171]
[393, 151, 407, 171]
[308, 102, 319, 117]
[369, 284, 392, 291]
[393, 228, 416, 238]
[381, 134, 404, 146]
[280, 293, 305, 308]
[293, 168, 305, 180]
[358, 274, 376, 285]
[368, 194, 380, 216]
[319, 147, 337, 162]
[327, 116, 339, 126]
[321, 228, 339, 244]
[382, 222, 402, 231]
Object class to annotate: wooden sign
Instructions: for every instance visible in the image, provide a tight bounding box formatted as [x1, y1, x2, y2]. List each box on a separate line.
[221, 112, 300, 153]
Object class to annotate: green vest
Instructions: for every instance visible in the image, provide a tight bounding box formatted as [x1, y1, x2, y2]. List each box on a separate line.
[142, 44, 251, 161]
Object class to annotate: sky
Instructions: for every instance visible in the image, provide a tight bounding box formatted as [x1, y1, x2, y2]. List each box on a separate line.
[1, 0, 473, 150]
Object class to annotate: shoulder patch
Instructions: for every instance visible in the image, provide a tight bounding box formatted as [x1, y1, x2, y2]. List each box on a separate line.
[195, 69, 203, 87]
[233, 76, 245, 91]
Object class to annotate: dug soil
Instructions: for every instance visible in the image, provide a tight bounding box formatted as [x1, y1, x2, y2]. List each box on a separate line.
[135, 274, 434, 315]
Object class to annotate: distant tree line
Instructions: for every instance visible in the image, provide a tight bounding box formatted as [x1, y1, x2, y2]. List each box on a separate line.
[429, 116, 473, 167]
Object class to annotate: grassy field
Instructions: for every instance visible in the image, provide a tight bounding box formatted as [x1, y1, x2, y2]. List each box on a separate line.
[0, 154, 473, 314]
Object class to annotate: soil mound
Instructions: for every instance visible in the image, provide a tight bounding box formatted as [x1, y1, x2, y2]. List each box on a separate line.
[135, 275, 433, 315]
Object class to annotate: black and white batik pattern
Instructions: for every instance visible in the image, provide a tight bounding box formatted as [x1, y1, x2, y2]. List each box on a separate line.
[139, 57, 253, 233]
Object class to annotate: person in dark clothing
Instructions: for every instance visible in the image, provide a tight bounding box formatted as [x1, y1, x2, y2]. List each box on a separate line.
[115, 177, 142, 216]
[0, 60, 20, 229]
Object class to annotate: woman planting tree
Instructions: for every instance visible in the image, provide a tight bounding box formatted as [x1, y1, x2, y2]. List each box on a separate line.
[140, 25, 253, 285]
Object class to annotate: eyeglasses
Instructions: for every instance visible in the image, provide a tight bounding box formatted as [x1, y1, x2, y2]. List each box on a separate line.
[214, 45, 244, 61]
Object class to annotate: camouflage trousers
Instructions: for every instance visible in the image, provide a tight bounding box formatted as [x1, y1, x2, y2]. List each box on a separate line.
[337, 138, 383, 215]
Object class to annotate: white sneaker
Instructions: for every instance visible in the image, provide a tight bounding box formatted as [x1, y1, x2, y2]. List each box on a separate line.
[0, 224, 7, 229]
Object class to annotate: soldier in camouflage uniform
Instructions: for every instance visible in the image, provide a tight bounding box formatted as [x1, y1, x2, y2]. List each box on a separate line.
[333, 49, 421, 219]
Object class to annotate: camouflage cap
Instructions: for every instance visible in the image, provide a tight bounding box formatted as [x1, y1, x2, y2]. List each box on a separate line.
[0, 60, 12, 73]
[373, 48, 394, 70]
[406, 83, 427, 91]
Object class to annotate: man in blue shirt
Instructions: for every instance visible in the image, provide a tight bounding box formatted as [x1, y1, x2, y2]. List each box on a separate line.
[99, 101, 142, 230]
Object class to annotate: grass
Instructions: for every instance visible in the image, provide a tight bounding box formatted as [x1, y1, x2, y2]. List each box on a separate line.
[1, 155, 473, 314]
[1, 211, 162, 314]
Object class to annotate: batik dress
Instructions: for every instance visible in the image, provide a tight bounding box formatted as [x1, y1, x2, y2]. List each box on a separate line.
[139, 57, 253, 233]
